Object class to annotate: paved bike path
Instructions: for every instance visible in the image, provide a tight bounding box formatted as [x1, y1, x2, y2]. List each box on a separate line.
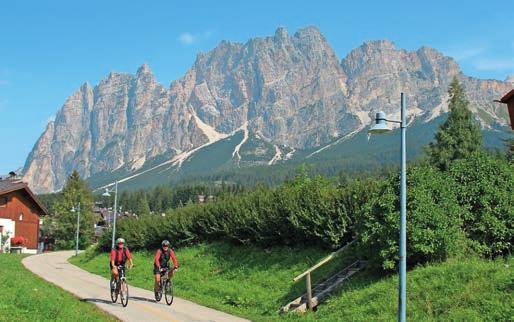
[23, 251, 250, 322]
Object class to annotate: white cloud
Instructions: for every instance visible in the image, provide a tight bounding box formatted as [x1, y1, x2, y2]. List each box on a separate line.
[445, 46, 487, 61]
[203, 30, 214, 38]
[178, 32, 196, 45]
[178, 30, 215, 46]
[473, 58, 514, 71]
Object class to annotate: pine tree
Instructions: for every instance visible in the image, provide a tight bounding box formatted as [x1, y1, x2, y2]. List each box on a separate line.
[52, 171, 97, 249]
[134, 191, 151, 216]
[426, 77, 483, 170]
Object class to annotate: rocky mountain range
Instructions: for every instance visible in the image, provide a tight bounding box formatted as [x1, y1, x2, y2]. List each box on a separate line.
[23, 26, 513, 193]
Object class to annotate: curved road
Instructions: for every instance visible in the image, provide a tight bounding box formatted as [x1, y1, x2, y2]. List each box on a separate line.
[23, 251, 250, 322]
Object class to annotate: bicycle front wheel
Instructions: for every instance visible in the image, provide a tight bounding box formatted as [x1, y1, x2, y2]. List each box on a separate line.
[120, 280, 129, 307]
[164, 279, 174, 305]
[110, 278, 118, 303]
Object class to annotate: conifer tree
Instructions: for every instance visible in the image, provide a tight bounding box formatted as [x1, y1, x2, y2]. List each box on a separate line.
[426, 77, 482, 170]
[52, 171, 97, 249]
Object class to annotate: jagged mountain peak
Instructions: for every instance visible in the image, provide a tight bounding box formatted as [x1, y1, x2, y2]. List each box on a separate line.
[274, 26, 288, 41]
[22, 27, 514, 193]
[80, 81, 92, 92]
[293, 25, 322, 38]
[137, 63, 153, 75]
[505, 75, 514, 83]
[360, 39, 396, 51]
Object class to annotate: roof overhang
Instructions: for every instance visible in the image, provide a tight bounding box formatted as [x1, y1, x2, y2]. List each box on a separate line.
[495, 89, 514, 131]
[499, 89, 514, 103]
[0, 183, 49, 216]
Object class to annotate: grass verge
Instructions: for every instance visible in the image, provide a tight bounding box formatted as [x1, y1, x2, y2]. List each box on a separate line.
[70, 242, 512, 321]
[0, 254, 117, 322]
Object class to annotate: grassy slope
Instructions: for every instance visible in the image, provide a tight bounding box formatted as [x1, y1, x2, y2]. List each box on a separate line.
[70, 242, 512, 322]
[0, 254, 116, 322]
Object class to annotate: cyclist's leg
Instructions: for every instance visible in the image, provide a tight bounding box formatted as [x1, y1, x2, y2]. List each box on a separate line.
[153, 265, 161, 292]
[110, 263, 119, 286]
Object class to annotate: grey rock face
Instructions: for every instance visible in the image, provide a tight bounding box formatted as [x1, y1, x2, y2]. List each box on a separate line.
[23, 28, 513, 193]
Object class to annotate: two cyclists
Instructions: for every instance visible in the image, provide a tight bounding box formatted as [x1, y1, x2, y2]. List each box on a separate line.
[108, 238, 179, 303]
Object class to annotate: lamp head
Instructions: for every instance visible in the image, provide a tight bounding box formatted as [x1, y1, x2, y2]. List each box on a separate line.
[102, 188, 111, 197]
[368, 111, 392, 134]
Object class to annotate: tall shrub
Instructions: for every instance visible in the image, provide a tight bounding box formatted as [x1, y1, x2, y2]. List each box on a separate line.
[449, 152, 514, 256]
[357, 166, 465, 270]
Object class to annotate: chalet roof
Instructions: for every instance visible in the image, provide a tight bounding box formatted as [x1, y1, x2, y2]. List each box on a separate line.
[499, 89, 514, 103]
[0, 180, 48, 215]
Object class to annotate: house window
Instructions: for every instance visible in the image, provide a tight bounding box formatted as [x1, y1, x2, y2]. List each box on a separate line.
[0, 197, 6, 207]
[19, 213, 23, 221]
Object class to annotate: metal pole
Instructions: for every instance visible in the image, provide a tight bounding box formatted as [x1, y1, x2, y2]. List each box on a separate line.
[306, 272, 313, 310]
[398, 92, 407, 322]
[111, 181, 118, 249]
[75, 202, 81, 256]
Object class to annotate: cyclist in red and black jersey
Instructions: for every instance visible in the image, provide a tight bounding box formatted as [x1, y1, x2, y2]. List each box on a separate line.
[153, 240, 178, 297]
[110, 238, 134, 288]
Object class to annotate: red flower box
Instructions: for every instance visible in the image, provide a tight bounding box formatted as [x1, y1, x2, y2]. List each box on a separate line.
[11, 236, 27, 246]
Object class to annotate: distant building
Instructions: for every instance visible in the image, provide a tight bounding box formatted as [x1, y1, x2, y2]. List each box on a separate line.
[0, 177, 48, 253]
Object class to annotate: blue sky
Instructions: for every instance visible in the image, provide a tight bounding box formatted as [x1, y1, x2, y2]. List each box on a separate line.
[1, 0, 513, 174]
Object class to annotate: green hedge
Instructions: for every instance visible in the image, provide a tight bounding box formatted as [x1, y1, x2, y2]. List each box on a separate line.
[100, 174, 373, 251]
[100, 154, 513, 272]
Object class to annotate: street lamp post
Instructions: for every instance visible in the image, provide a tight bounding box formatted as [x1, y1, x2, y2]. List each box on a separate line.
[102, 180, 118, 249]
[368, 92, 407, 322]
[71, 202, 81, 256]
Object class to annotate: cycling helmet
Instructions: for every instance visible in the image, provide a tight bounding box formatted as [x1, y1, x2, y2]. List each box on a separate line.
[161, 240, 170, 247]
[116, 238, 125, 244]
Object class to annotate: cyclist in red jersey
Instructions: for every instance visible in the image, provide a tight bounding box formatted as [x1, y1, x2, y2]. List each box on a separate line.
[110, 238, 134, 289]
[153, 240, 178, 298]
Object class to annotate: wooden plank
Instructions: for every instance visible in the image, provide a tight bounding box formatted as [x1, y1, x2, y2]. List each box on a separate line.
[293, 240, 355, 282]
[281, 260, 365, 313]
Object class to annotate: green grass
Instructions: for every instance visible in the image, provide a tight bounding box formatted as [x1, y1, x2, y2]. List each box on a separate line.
[70, 242, 513, 322]
[0, 254, 117, 322]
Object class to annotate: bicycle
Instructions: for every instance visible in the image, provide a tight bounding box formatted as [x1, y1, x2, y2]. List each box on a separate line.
[110, 265, 129, 307]
[155, 267, 175, 305]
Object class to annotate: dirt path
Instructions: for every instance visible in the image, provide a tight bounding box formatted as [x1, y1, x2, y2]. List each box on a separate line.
[23, 251, 250, 322]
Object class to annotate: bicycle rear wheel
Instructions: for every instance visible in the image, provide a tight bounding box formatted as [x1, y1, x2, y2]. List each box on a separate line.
[120, 280, 129, 307]
[164, 279, 174, 305]
[110, 278, 118, 303]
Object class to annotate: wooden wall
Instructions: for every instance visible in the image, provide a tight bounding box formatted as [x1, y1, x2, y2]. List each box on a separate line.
[0, 190, 41, 249]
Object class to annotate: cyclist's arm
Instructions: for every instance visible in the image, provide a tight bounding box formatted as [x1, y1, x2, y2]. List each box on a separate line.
[170, 249, 179, 269]
[110, 249, 116, 271]
[154, 249, 161, 267]
[126, 248, 134, 269]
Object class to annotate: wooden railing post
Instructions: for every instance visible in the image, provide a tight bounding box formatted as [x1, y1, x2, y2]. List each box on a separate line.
[306, 272, 313, 310]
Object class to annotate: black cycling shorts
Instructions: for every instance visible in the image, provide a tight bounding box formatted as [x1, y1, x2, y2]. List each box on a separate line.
[154, 264, 169, 275]
[110, 263, 125, 270]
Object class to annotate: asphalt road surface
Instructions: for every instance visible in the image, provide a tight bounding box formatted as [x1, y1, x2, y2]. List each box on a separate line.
[23, 251, 250, 322]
